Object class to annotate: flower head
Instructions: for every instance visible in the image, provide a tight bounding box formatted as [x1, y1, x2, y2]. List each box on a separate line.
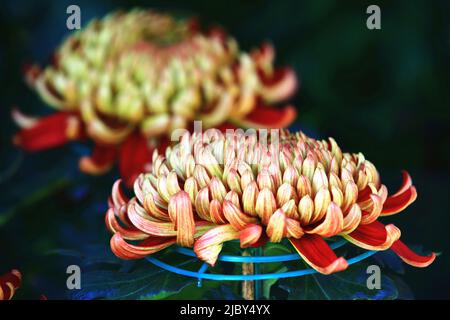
[13, 9, 297, 185]
[106, 130, 435, 274]
[0, 269, 21, 300]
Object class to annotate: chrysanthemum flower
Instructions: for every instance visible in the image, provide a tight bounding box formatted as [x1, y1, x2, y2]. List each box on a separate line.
[106, 130, 435, 274]
[13, 9, 297, 185]
[0, 269, 21, 300]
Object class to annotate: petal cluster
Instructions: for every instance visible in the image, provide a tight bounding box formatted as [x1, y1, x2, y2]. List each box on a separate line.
[13, 9, 297, 185]
[106, 130, 435, 274]
[0, 269, 21, 300]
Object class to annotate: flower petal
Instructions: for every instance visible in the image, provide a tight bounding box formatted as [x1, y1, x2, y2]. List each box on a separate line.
[105, 208, 149, 241]
[223, 200, 258, 230]
[392, 170, 413, 197]
[13, 112, 83, 151]
[230, 104, 297, 129]
[360, 194, 382, 224]
[259, 67, 298, 102]
[381, 186, 417, 216]
[289, 235, 348, 275]
[110, 233, 176, 260]
[305, 202, 344, 237]
[341, 203, 362, 234]
[239, 224, 263, 248]
[343, 221, 401, 250]
[0, 269, 22, 300]
[119, 132, 154, 187]
[194, 224, 240, 266]
[11, 107, 38, 128]
[79, 144, 117, 175]
[168, 191, 196, 247]
[390, 240, 436, 268]
[127, 199, 177, 237]
[266, 209, 287, 242]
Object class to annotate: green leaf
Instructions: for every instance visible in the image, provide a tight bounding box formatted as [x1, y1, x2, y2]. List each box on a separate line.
[70, 259, 196, 300]
[277, 262, 399, 300]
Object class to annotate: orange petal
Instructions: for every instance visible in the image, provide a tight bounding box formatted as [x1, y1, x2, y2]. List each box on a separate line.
[305, 202, 344, 237]
[223, 200, 257, 230]
[341, 203, 362, 234]
[105, 208, 149, 241]
[390, 240, 436, 268]
[127, 199, 177, 237]
[360, 194, 382, 224]
[266, 209, 287, 242]
[239, 224, 263, 248]
[194, 224, 240, 266]
[381, 186, 417, 216]
[168, 191, 196, 247]
[290, 235, 348, 275]
[110, 233, 176, 260]
[343, 221, 401, 250]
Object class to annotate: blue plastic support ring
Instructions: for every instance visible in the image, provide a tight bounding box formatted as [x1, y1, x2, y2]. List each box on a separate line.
[172, 239, 347, 263]
[145, 242, 377, 281]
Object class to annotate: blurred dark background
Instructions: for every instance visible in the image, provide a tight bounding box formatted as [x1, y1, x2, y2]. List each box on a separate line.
[0, 0, 449, 299]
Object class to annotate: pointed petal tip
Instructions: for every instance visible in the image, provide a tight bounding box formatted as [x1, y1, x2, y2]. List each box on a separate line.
[290, 235, 349, 275]
[232, 104, 297, 129]
[391, 240, 436, 268]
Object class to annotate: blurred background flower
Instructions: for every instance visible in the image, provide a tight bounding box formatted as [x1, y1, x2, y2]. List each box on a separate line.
[0, 0, 449, 299]
[13, 8, 296, 186]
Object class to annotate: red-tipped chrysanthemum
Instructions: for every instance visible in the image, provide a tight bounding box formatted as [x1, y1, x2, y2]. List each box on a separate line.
[0, 269, 22, 300]
[106, 130, 435, 274]
[13, 9, 297, 185]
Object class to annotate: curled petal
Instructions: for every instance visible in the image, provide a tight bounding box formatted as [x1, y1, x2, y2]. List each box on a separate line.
[298, 195, 314, 225]
[128, 200, 177, 237]
[111, 233, 176, 260]
[79, 144, 117, 175]
[242, 181, 259, 217]
[343, 221, 401, 250]
[341, 203, 362, 234]
[390, 240, 436, 268]
[0, 269, 22, 300]
[168, 191, 196, 247]
[111, 179, 129, 209]
[143, 192, 171, 221]
[290, 235, 348, 275]
[105, 208, 148, 240]
[223, 200, 257, 230]
[360, 194, 382, 224]
[231, 104, 297, 129]
[381, 186, 417, 216]
[119, 132, 154, 187]
[13, 112, 82, 151]
[194, 224, 240, 266]
[305, 202, 343, 237]
[286, 218, 304, 238]
[255, 188, 277, 225]
[312, 187, 331, 223]
[266, 209, 287, 242]
[11, 107, 38, 128]
[259, 67, 298, 102]
[210, 199, 227, 224]
[392, 170, 413, 197]
[239, 224, 263, 248]
[195, 187, 212, 222]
